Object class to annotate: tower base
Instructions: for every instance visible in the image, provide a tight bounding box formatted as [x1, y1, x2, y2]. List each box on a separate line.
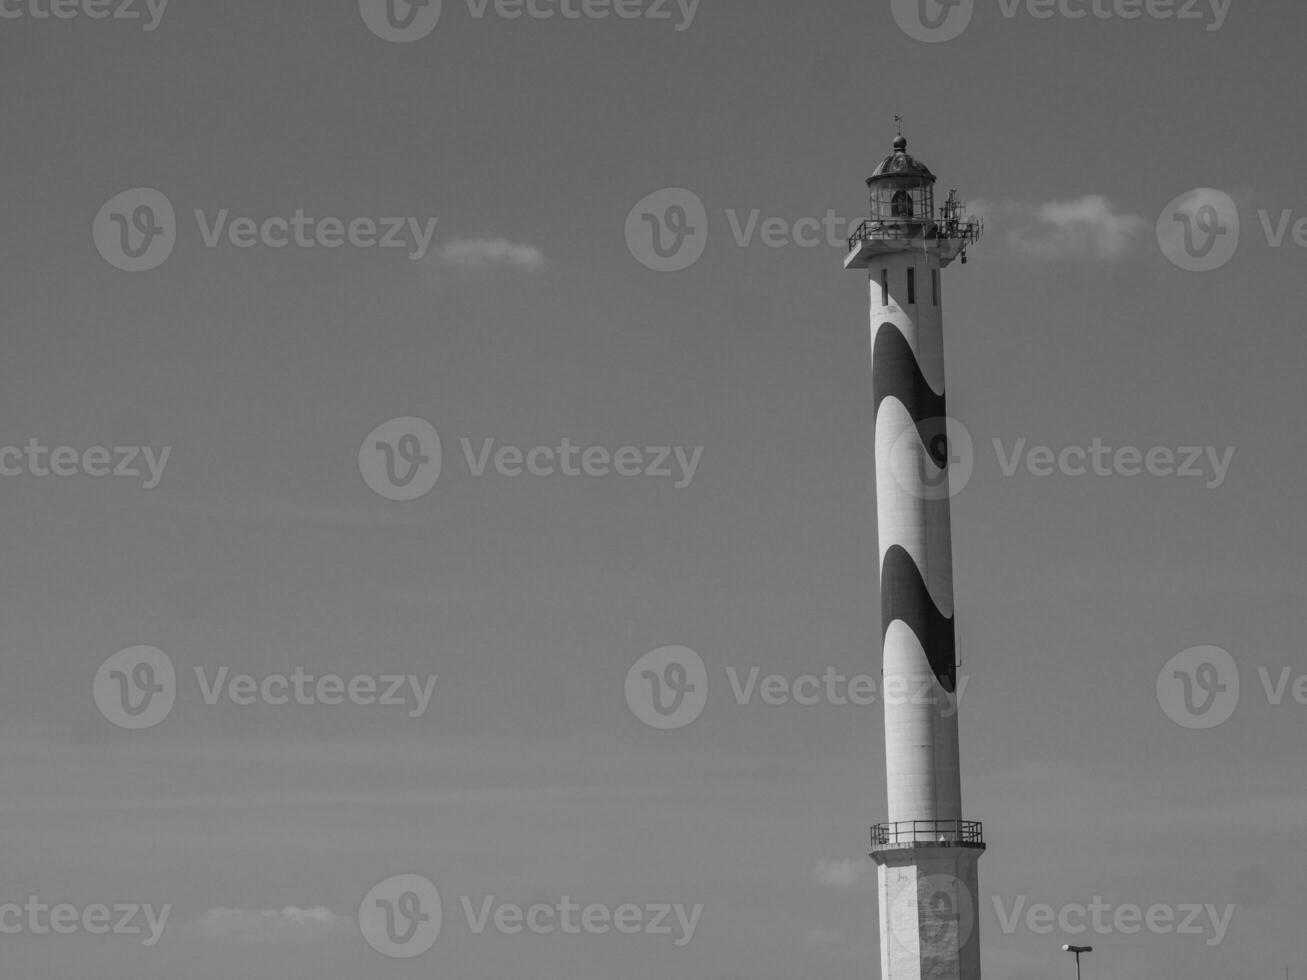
[873, 844, 984, 980]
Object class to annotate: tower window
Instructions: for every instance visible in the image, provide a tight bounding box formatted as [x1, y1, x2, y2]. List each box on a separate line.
[907, 268, 916, 305]
[880, 269, 889, 307]
[932, 269, 940, 306]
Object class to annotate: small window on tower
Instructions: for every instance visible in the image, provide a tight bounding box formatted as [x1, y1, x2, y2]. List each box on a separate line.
[907, 268, 916, 305]
[880, 270, 889, 307]
[932, 269, 940, 306]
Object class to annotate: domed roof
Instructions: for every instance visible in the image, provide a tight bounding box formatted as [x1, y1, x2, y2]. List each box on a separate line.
[867, 136, 937, 183]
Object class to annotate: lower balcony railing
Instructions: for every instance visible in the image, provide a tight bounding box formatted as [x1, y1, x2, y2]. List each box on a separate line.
[870, 819, 985, 850]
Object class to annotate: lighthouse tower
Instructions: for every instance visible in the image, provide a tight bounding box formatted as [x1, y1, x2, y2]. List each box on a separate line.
[845, 134, 984, 980]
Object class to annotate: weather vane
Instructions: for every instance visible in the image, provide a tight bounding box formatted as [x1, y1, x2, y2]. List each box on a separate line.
[895, 113, 904, 137]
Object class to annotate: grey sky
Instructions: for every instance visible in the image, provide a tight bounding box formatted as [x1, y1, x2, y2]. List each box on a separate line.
[2, 1, 1304, 978]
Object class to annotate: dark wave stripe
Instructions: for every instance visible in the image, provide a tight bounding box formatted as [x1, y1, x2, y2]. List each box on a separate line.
[881, 544, 956, 692]
[873, 322, 950, 468]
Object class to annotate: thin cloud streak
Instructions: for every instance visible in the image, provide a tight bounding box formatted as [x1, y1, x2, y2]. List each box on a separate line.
[437, 237, 545, 270]
[971, 195, 1148, 259]
[189, 906, 356, 943]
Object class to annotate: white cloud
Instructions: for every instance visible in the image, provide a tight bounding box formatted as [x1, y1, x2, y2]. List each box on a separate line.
[437, 237, 544, 271]
[813, 858, 874, 889]
[973, 195, 1147, 259]
[189, 906, 355, 943]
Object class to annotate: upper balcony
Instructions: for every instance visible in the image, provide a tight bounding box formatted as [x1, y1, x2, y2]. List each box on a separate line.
[870, 819, 986, 855]
[844, 197, 982, 270]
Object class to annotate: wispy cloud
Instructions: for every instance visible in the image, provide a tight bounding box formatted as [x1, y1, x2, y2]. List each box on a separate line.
[812, 857, 874, 889]
[972, 195, 1147, 259]
[437, 237, 544, 271]
[189, 906, 356, 943]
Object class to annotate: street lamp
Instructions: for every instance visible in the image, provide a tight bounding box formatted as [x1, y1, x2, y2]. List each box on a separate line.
[1062, 944, 1093, 980]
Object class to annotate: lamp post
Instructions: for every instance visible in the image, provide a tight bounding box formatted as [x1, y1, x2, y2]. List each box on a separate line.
[1062, 944, 1093, 980]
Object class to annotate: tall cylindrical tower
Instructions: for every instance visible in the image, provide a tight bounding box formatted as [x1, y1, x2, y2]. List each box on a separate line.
[845, 134, 985, 980]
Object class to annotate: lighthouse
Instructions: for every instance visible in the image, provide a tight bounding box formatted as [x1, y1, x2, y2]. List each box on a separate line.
[845, 133, 985, 980]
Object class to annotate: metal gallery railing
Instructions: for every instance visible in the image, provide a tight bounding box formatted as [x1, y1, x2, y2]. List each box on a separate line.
[870, 819, 985, 850]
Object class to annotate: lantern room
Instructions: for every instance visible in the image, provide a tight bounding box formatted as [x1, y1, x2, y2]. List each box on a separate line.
[866, 135, 937, 225]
